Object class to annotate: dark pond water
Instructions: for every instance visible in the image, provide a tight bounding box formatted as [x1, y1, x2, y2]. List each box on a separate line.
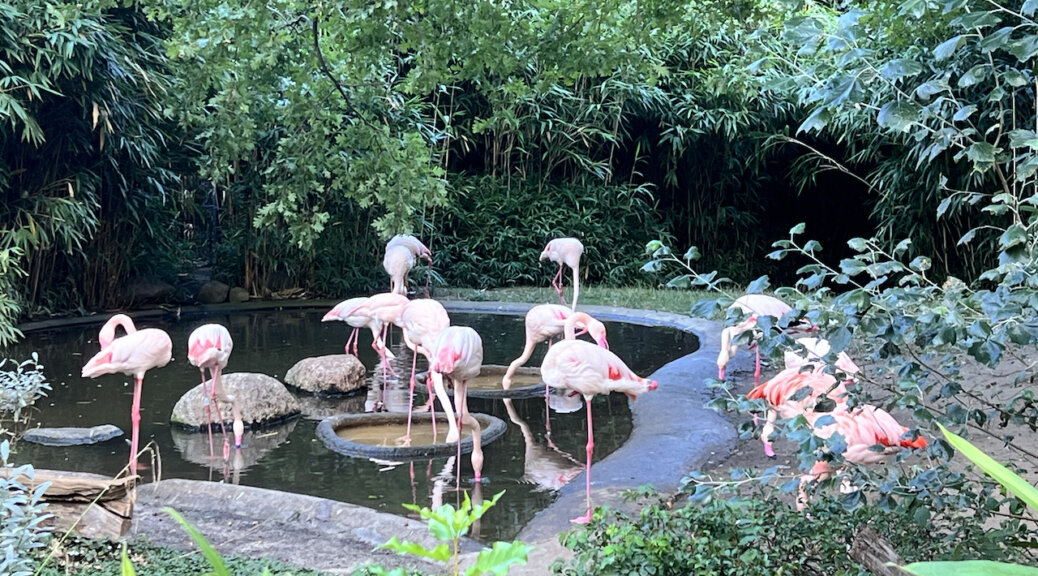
[7, 306, 698, 541]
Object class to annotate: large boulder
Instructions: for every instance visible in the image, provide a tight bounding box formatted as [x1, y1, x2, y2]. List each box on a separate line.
[170, 373, 301, 430]
[196, 280, 229, 304]
[228, 286, 250, 303]
[23, 424, 124, 446]
[126, 277, 176, 305]
[284, 354, 366, 395]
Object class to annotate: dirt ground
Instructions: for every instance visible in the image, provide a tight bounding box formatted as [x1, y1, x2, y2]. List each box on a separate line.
[697, 349, 1038, 499]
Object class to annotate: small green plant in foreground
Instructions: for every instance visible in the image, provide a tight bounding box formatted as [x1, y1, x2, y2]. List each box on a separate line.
[359, 491, 532, 576]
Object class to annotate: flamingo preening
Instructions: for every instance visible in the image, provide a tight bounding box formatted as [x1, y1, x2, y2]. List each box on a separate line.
[540, 238, 584, 310]
[429, 326, 485, 480]
[384, 235, 432, 296]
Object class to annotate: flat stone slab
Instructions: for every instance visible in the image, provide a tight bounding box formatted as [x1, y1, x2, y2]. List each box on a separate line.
[23, 424, 123, 446]
[133, 479, 476, 575]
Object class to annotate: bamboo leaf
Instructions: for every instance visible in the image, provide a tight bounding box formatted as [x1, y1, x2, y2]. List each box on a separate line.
[937, 424, 1038, 510]
[164, 508, 231, 576]
[902, 560, 1038, 576]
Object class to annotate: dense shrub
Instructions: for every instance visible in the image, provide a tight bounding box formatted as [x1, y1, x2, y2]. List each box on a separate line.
[433, 175, 669, 289]
[553, 488, 1029, 576]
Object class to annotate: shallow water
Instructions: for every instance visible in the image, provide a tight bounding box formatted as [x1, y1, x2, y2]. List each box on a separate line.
[6, 306, 698, 541]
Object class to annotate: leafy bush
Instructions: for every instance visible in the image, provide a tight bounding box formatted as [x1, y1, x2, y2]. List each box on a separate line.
[433, 175, 669, 289]
[0, 440, 52, 576]
[553, 486, 1028, 576]
[0, 354, 51, 440]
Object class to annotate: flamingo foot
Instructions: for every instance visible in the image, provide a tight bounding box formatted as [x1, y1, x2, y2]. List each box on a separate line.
[570, 511, 593, 524]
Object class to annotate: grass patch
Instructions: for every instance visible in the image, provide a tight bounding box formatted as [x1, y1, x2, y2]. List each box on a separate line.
[435, 285, 711, 316]
[36, 535, 330, 576]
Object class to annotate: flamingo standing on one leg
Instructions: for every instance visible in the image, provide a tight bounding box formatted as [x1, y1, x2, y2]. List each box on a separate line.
[321, 297, 371, 356]
[502, 305, 608, 390]
[798, 405, 928, 510]
[746, 366, 853, 458]
[384, 235, 432, 296]
[540, 237, 584, 310]
[717, 294, 810, 384]
[540, 339, 658, 523]
[187, 324, 243, 458]
[399, 299, 452, 442]
[81, 314, 172, 476]
[429, 326, 484, 479]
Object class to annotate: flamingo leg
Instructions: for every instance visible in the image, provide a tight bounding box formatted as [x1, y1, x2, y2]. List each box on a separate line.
[129, 376, 143, 476]
[405, 348, 419, 442]
[552, 264, 565, 304]
[210, 367, 230, 447]
[212, 365, 243, 449]
[570, 264, 580, 311]
[345, 328, 358, 357]
[754, 345, 762, 385]
[545, 383, 553, 435]
[761, 408, 777, 458]
[201, 369, 214, 458]
[573, 394, 595, 524]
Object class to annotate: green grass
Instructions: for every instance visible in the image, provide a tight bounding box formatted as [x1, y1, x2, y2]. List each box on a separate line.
[36, 536, 332, 576]
[436, 285, 712, 316]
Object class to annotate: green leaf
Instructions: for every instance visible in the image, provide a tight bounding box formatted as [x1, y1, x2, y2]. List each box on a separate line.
[746, 276, 771, 294]
[1000, 224, 1027, 249]
[1005, 69, 1029, 87]
[1007, 34, 1038, 62]
[683, 246, 701, 261]
[934, 35, 964, 60]
[467, 541, 534, 576]
[1026, 0, 1038, 16]
[916, 78, 950, 99]
[666, 275, 691, 289]
[880, 59, 924, 80]
[120, 546, 136, 576]
[957, 64, 991, 87]
[938, 424, 1038, 510]
[952, 105, 976, 122]
[877, 100, 921, 132]
[965, 142, 998, 167]
[790, 223, 807, 236]
[798, 106, 832, 134]
[950, 11, 1001, 30]
[902, 561, 1038, 576]
[979, 27, 1013, 53]
[164, 508, 230, 576]
[381, 537, 452, 562]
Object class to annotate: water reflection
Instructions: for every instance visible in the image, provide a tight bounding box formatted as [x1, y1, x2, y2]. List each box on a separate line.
[503, 398, 584, 492]
[171, 420, 297, 483]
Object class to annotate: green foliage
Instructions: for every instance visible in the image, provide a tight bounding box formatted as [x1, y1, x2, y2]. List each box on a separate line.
[363, 491, 532, 576]
[434, 175, 667, 289]
[0, 440, 51, 576]
[0, 354, 50, 440]
[553, 487, 1027, 576]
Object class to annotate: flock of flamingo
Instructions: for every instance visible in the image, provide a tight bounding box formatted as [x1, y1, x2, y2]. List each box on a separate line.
[716, 294, 928, 508]
[77, 236, 927, 524]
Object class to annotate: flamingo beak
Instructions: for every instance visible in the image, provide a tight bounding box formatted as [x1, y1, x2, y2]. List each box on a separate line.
[648, 380, 659, 391]
[598, 335, 609, 350]
[321, 311, 337, 322]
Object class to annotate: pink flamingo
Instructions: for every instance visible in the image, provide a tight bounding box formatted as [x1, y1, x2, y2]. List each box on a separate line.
[399, 299, 452, 442]
[321, 297, 371, 356]
[501, 306, 608, 390]
[384, 235, 432, 296]
[81, 314, 172, 475]
[798, 405, 927, 509]
[187, 323, 243, 457]
[540, 237, 584, 310]
[746, 366, 853, 458]
[429, 326, 484, 479]
[717, 294, 809, 384]
[346, 293, 410, 410]
[540, 339, 658, 523]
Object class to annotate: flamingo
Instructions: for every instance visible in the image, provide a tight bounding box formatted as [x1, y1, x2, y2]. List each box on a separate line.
[429, 326, 484, 479]
[502, 398, 584, 492]
[540, 237, 584, 310]
[187, 324, 243, 457]
[333, 293, 409, 410]
[399, 299, 452, 442]
[783, 337, 860, 376]
[501, 306, 608, 390]
[384, 235, 432, 296]
[540, 339, 658, 523]
[798, 405, 928, 509]
[717, 294, 809, 384]
[81, 314, 172, 475]
[321, 297, 371, 356]
[746, 366, 853, 458]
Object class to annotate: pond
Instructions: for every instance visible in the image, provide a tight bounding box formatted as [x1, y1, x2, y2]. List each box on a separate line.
[7, 304, 698, 541]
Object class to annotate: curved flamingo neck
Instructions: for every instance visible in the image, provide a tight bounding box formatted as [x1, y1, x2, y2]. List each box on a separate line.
[99, 314, 136, 348]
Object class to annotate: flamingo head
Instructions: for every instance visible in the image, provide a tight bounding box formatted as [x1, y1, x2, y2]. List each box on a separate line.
[321, 309, 339, 322]
[539, 243, 552, 261]
[588, 321, 608, 349]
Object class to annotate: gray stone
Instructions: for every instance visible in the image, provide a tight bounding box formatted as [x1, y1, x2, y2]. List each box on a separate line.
[170, 372, 301, 429]
[126, 277, 176, 304]
[284, 354, 366, 395]
[196, 280, 229, 304]
[228, 286, 250, 303]
[23, 424, 124, 446]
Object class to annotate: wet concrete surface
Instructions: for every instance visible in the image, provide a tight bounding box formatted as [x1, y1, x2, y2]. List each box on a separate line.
[117, 301, 740, 574]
